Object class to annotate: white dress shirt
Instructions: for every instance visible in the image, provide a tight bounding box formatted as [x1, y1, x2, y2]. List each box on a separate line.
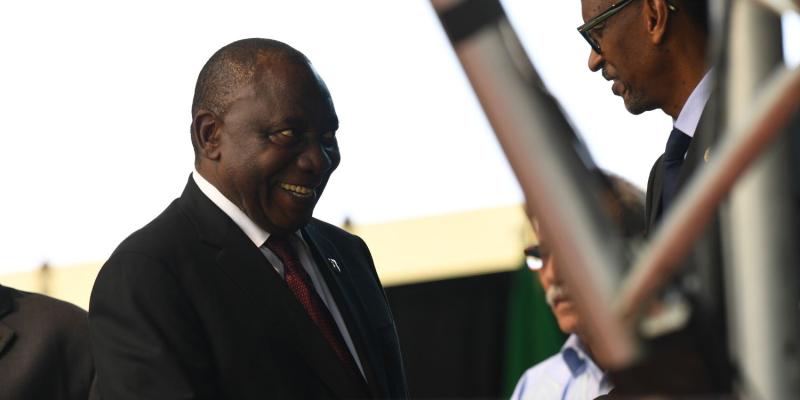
[510, 334, 611, 400]
[674, 69, 714, 138]
[192, 170, 366, 379]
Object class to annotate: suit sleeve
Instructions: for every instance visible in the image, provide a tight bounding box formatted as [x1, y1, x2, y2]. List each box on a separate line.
[89, 251, 218, 400]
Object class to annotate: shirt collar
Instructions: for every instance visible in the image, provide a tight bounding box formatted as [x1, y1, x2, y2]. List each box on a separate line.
[674, 69, 714, 138]
[192, 170, 270, 247]
[560, 334, 604, 380]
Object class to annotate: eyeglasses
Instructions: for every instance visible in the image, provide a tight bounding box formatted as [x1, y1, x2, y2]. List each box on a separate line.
[524, 244, 550, 271]
[577, 0, 676, 54]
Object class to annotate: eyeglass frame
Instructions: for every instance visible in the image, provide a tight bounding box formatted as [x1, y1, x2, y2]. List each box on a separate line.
[524, 244, 551, 271]
[577, 0, 676, 54]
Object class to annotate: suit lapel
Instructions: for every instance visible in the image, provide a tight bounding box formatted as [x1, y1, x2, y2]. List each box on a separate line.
[676, 132, 705, 193]
[179, 177, 367, 398]
[651, 133, 704, 227]
[676, 93, 720, 195]
[302, 224, 386, 398]
[648, 155, 665, 229]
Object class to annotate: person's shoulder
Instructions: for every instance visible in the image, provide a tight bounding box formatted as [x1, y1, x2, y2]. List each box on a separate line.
[307, 218, 355, 239]
[305, 218, 381, 278]
[305, 218, 370, 249]
[112, 198, 192, 256]
[511, 353, 571, 400]
[6, 286, 86, 317]
[2, 286, 88, 335]
[93, 197, 200, 290]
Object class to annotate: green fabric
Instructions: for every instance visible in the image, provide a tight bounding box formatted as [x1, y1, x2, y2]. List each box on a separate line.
[502, 263, 567, 397]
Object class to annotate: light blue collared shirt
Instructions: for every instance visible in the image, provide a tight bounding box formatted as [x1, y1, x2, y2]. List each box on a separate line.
[510, 334, 611, 400]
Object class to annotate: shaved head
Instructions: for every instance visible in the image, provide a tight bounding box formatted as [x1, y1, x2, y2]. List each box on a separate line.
[190, 38, 309, 156]
[192, 38, 307, 117]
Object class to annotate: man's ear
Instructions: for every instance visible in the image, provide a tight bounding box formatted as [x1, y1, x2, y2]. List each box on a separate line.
[644, 0, 671, 45]
[192, 110, 222, 161]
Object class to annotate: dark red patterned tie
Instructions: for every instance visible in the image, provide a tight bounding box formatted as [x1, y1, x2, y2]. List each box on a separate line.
[264, 235, 360, 376]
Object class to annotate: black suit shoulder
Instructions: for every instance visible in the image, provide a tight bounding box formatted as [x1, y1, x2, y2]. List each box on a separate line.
[307, 218, 366, 249]
[90, 197, 221, 399]
[110, 199, 200, 260]
[100, 196, 228, 295]
[2, 286, 89, 331]
[306, 218, 385, 296]
[0, 285, 95, 400]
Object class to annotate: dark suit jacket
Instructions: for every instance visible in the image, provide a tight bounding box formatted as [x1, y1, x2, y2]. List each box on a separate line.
[644, 96, 727, 326]
[0, 284, 95, 400]
[89, 177, 407, 399]
[645, 110, 716, 229]
[613, 97, 732, 394]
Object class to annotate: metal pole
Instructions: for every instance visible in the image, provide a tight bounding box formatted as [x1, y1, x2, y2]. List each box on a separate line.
[725, 1, 800, 398]
[752, 0, 799, 13]
[428, 0, 636, 368]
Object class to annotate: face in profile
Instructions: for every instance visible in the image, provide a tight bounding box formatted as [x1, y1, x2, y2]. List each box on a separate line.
[581, 0, 658, 115]
[214, 57, 340, 235]
[533, 240, 581, 335]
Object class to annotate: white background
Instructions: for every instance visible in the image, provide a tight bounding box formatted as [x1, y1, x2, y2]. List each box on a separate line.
[1, 0, 797, 272]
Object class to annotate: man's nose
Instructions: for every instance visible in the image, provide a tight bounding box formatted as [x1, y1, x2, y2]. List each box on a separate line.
[539, 257, 558, 284]
[587, 49, 604, 72]
[297, 140, 335, 174]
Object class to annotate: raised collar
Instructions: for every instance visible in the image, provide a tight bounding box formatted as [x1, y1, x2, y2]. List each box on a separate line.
[560, 334, 604, 381]
[674, 69, 714, 138]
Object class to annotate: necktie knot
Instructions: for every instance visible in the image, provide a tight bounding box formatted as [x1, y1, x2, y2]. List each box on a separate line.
[664, 128, 691, 162]
[264, 235, 298, 267]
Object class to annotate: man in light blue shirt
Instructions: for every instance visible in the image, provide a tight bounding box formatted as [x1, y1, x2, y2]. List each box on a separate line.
[511, 175, 645, 400]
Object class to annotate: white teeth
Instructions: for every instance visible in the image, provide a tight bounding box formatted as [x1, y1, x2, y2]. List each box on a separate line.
[280, 183, 313, 197]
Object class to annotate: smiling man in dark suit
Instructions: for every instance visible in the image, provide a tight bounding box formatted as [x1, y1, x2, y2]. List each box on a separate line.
[89, 38, 407, 399]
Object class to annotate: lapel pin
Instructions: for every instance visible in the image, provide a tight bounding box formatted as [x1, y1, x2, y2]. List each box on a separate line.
[327, 258, 341, 273]
[704, 148, 711, 163]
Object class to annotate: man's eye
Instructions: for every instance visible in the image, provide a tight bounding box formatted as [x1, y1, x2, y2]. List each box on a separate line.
[269, 129, 298, 145]
[538, 245, 551, 260]
[591, 24, 606, 38]
[321, 131, 337, 144]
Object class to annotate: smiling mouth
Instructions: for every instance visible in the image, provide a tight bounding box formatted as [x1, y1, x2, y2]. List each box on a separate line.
[280, 183, 314, 198]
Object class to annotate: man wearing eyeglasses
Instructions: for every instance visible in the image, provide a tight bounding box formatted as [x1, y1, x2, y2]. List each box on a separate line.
[511, 175, 645, 400]
[578, 0, 712, 225]
[576, 0, 733, 396]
